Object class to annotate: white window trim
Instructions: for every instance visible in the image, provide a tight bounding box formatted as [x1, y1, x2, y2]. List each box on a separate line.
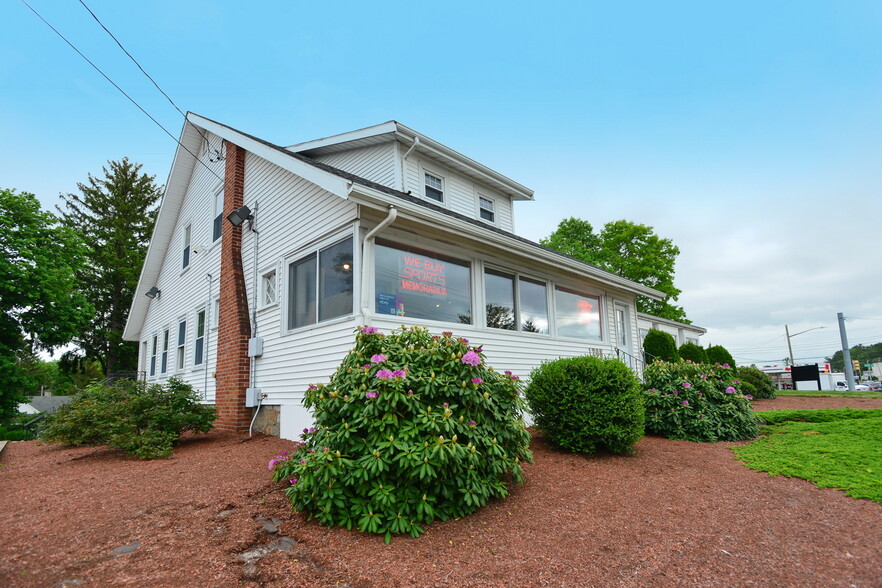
[212, 185, 224, 244]
[283, 229, 358, 335]
[182, 222, 192, 271]
[477, 193, 496, 224]
[149, 334, 158, 378]
[259, 264, 279, 310]
[193, 307, 207, 368]
[421, 164, 446, 204]
[175, 317, 187, 372]
[160, 327, 170, 375]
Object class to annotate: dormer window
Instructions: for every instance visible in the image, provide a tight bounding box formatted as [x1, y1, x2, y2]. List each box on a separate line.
[424, 172, 444, 202]
[478, 196, 495, 223]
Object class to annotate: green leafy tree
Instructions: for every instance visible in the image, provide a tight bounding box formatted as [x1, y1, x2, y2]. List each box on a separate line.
[643, 329, 679, 363]
[58, 159, 161, 377]
[706, 345, 736, 367]
[827, 342, 882, 374]
[0, 188, 93, 417]
[540, 217, 687, 321]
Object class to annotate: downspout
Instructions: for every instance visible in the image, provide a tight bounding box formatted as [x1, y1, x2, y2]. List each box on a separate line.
[400, 136, 420, 191]
[360, 204, 398, 323]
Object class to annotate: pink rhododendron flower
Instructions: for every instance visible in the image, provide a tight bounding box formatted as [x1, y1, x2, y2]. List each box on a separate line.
[682, 400, 689, 406]
[370, 353, 387, 364]
[376, 369, 394, 380]
[725, 386, 736, 393]
[471, 377, 483, 384]
[308, 384, 317, 390]
[468, 420, 477, 426]
[360, 326, 378, 334]
[442, 331, 453, 337]
[443, 402, 449, 408]
[461, 351, 481, 366]
[510, 375, 519, 381]
[365, 391, 378, 398]
[745, 394, 753, 399]
[391, 369, 407, 379]
[460, 337, 469, 344]
[289, 478, 298, 485]
[682, 382, 691, 388]
[700, 375, 708, 379]
[504, 370, 512, 376]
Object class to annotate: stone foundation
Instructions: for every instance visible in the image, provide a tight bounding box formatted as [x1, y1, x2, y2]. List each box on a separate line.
[251, 404, 280, 437]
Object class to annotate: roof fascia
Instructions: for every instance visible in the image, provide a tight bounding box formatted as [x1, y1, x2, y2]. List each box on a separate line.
[188, 114, 351, 197]
[393, 123, 534, 201]
[349, 183, 663, 300]
[637, 312, 706, 334]
[286, 121, 399, 152]
[123, 117, 204, 341]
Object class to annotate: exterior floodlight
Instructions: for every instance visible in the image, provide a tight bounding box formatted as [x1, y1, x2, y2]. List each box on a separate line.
[145, 286, 161, 299]
[226, 205, 253, 228]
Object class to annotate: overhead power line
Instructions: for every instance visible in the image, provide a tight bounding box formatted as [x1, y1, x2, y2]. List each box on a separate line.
[19, 0, 223, 182]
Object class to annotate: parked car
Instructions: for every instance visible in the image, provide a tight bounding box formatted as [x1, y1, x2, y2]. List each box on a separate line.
[835, 381, 870, 391]
[865, 381, 882, 391]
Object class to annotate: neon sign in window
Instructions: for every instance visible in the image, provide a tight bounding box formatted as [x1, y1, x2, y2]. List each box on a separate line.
[375, 242, 471, 324]
[555, 287, 601, 340]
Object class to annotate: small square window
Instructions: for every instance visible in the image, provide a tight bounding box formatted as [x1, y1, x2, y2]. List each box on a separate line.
[424, 173, 443, 202]
[262, 270, 277, 306]
[478, 196, 495, 222]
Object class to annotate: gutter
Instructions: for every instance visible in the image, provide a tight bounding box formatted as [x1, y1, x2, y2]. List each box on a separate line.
[359, 205, 398, 322]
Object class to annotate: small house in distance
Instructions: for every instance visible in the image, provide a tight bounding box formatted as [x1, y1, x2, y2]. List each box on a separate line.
[124, 114, 667, 439]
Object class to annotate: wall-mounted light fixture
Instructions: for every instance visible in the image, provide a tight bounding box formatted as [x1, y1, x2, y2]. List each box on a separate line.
[227, 205, 254, 230]
[145, 286, 161, 299]
[192, 245, 205, 255]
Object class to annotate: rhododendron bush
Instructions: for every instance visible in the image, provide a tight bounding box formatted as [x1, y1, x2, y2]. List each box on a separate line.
[643, 361, 760, 442]
[271, 326, 533, 541]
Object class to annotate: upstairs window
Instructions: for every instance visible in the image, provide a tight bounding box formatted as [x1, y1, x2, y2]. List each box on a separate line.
[287, 237, 354, 330]
[212, 188, 224, 242]
[478, 196, 495, 223]
[182, 224, 191, 269]
[424, 172, 444, 202]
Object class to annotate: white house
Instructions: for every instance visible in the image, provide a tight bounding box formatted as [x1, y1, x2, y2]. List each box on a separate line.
[636, 313, 706, 348]
[123, 114, 666, 439]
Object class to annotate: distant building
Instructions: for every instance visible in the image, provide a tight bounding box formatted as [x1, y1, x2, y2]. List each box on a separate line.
[17, 396, 72, 415]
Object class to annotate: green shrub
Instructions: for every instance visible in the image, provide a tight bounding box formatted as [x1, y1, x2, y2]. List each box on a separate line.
[524, 356, 644, 454]
[270, 326, 533, 542]
[706, 345, 736, 368]
[40, 378, 215, 459]
[643, 329, 679, 363]
[643, 361, 760, 442]
[736, 366, 777, 399]
[678, 342, 708, 364]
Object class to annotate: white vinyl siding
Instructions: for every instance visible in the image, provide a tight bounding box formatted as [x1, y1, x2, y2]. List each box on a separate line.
[311, 143, 397, 187]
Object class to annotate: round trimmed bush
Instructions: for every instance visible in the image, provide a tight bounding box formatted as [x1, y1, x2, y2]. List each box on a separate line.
[706, 345, 736, 368]
[737, 366, 777, 399]
[678, 342, 708, 364]
[524, 356, 644, 454]
[271, 326, 533, 541]
[643, 361, 759, 442]
[643, 329, 679, 363]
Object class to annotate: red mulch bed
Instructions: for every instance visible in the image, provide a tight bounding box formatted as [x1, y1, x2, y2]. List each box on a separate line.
[1, 397, 880, 587]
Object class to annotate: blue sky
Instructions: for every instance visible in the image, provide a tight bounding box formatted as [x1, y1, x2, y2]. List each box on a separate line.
[2, 1, 881, 367]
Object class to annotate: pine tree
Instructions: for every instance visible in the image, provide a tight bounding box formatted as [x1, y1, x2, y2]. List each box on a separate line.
[58, 158, 161, 377]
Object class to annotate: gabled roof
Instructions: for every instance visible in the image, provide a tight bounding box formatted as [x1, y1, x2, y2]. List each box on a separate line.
[124, 114, 664, 341]
[637, 313, 706, 335]
[23, 396, 72, 413]
[287, 121, 535, 202]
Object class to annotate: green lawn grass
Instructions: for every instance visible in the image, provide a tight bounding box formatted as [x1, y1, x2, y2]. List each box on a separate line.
[733, 409, 882, 502]
[775, 389, 882, 399]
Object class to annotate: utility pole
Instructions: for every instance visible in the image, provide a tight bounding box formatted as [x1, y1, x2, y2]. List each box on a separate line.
[838, 312, 856, 391]
[785, 324, 794, 366]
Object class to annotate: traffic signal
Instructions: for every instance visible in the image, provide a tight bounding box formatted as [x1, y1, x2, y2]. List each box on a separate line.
[852, 360, 861, 373]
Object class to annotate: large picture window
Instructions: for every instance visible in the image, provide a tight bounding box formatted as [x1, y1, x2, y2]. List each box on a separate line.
[287, 237, 353, 330]
[375, 241, 471, 324]
[555, 287, 602, 340]
[484, 270, 548, 333]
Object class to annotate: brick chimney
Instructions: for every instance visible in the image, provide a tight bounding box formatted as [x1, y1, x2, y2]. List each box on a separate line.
[214, 141, 252, 433]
